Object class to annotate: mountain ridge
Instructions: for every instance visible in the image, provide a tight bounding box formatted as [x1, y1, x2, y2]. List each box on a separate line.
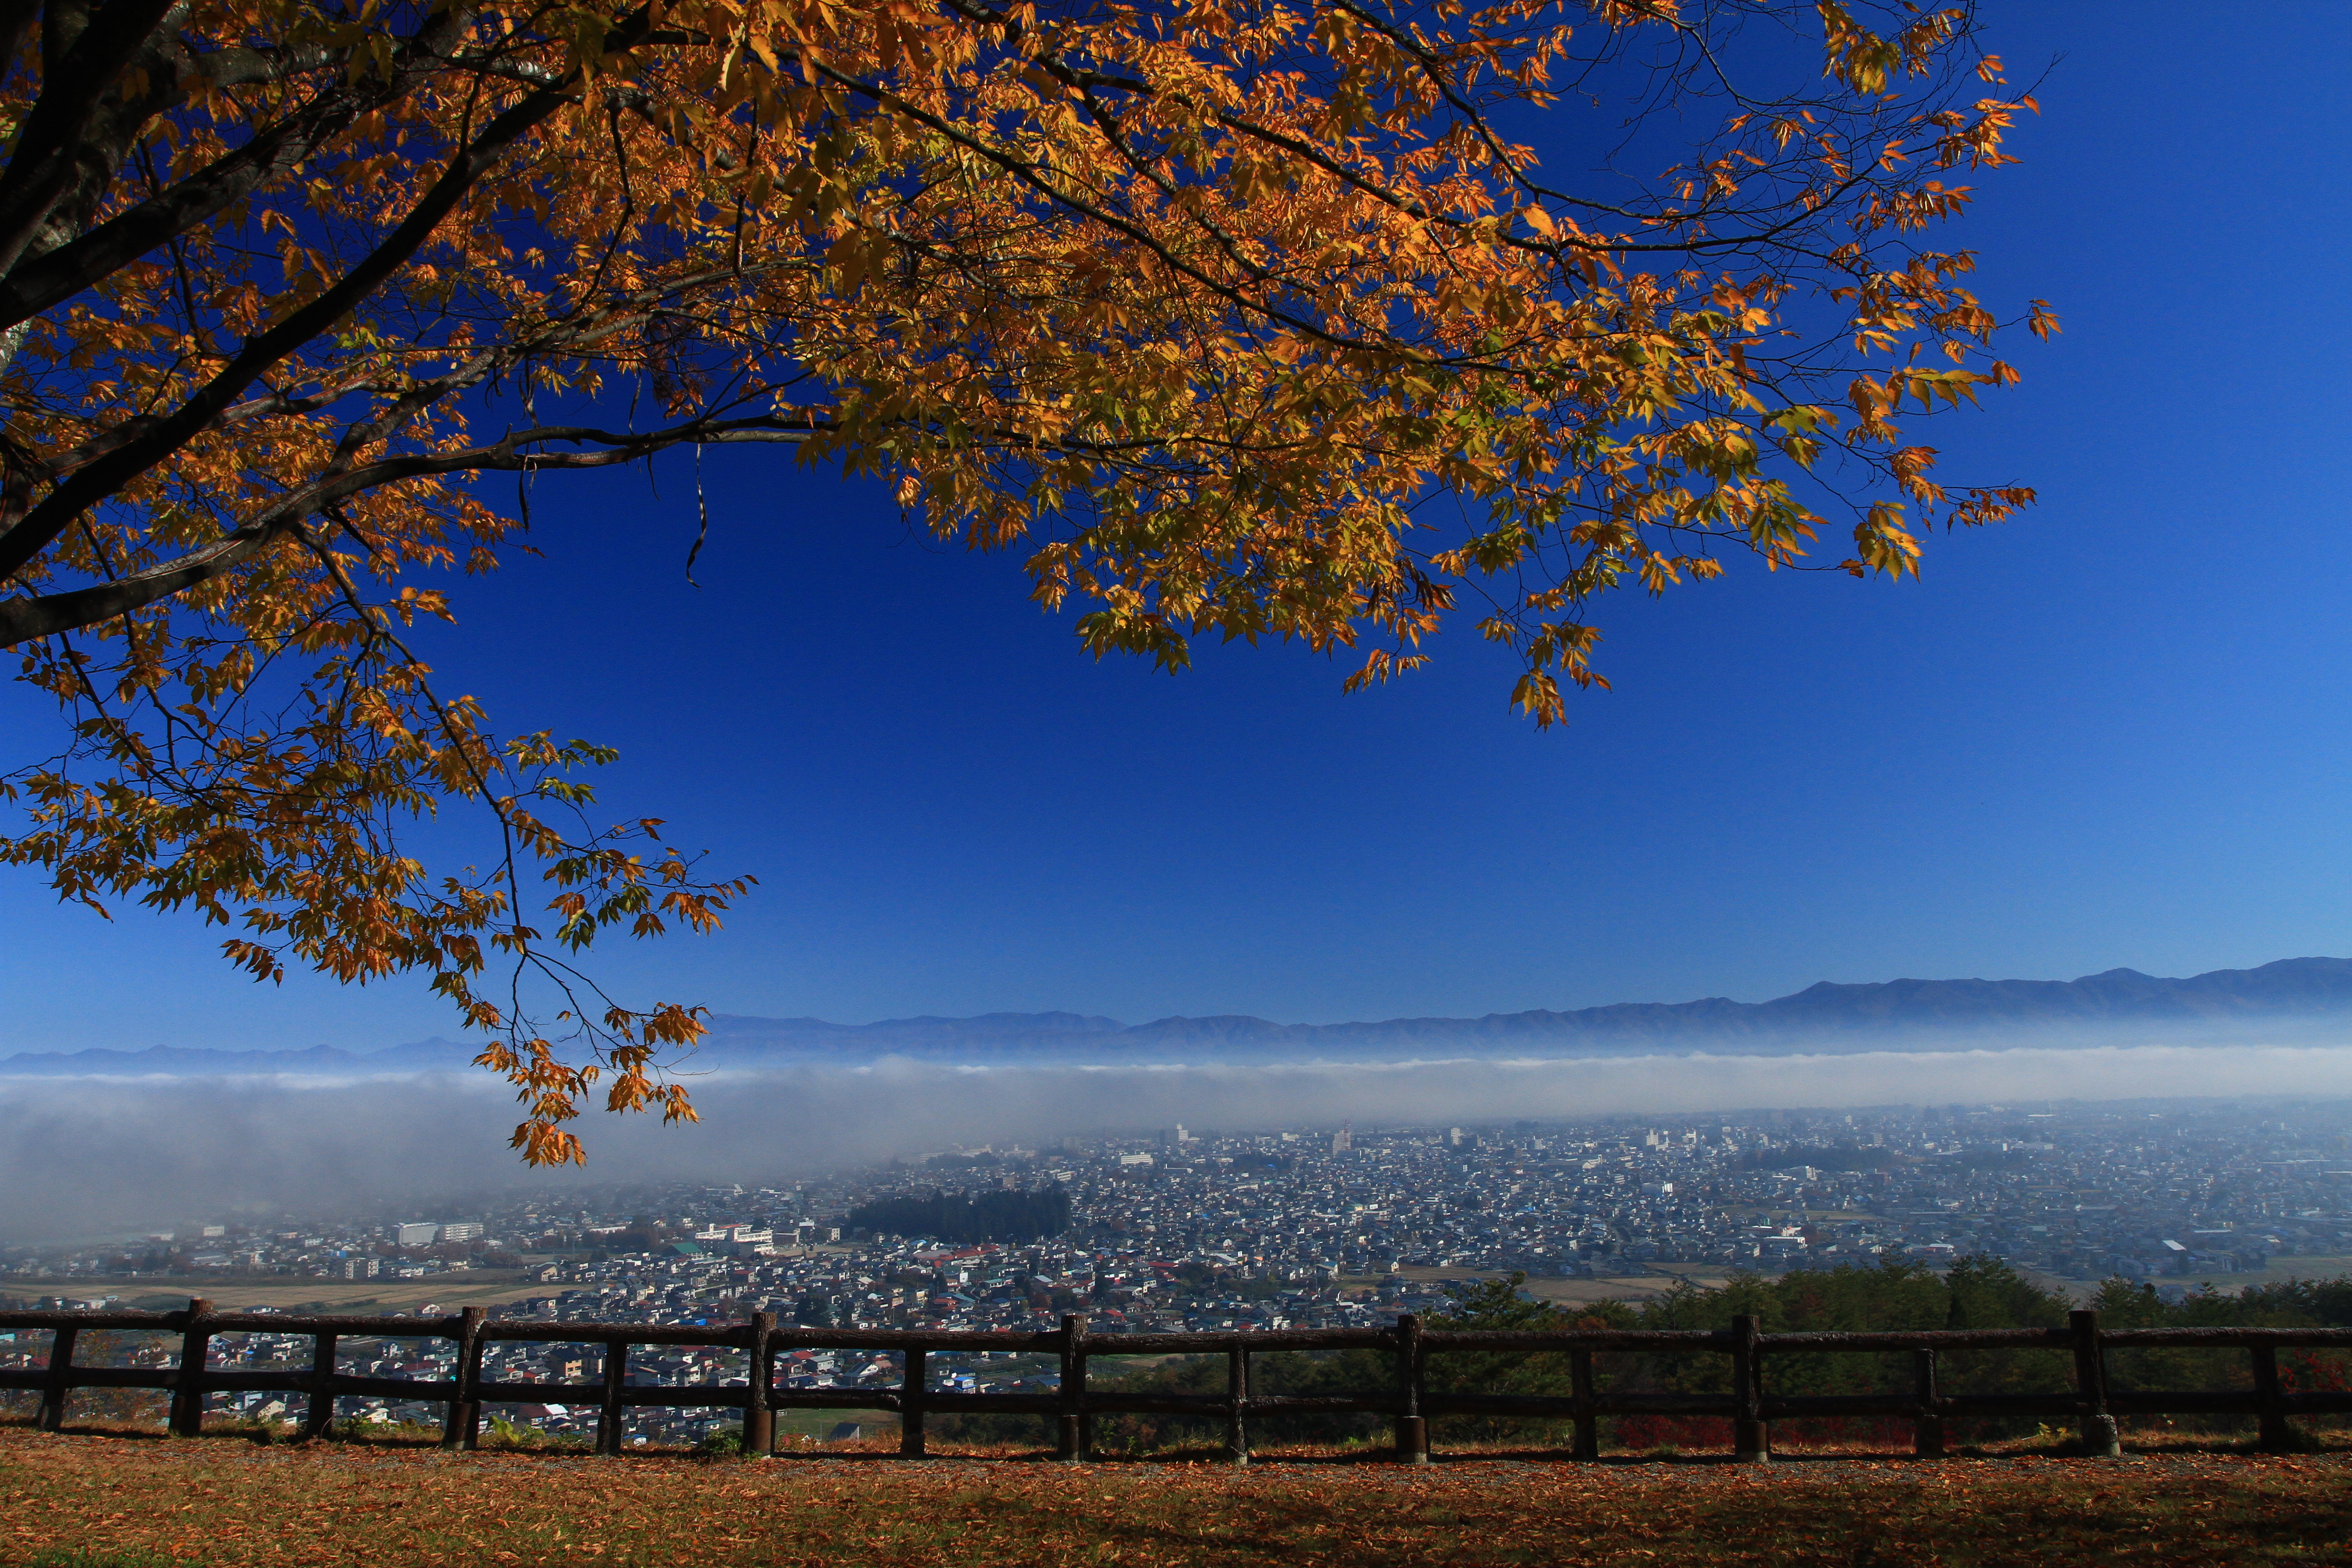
[5, 956, 2351, 1075]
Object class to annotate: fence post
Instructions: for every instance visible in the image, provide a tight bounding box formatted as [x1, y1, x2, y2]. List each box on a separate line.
[1570, 1348, 1599, 1461]
[35, 1325, 78, 1433]
[1731, 1314, 1769, 1463]
[900, 1348, 928, 1458]
[744, 1313, 775, 1456]
[2249, 1343, 2293, 1453]
[1393, 1313, 1429, 1464]
[2070, 1309, 2120, 1457]
[1056, 1313, 1088, 1462]
[304, 1332, 338, 1440]
[43, 1304, 2340, 1471]
[168, 1298, 214, 1438]
[1912, 1348, 1945, 1459]
[1225, 1344, 1250, 1467]
[597, 1340, 628, 1456]
[442, 1307, 485, 1451]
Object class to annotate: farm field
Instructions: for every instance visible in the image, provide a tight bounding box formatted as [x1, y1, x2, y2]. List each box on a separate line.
[10, 1274, 546, 1316]
[2173, 1258, 2352, 1295]
[3, 1424, 2348, 1567]
[1389, 1268, 1732, 1305]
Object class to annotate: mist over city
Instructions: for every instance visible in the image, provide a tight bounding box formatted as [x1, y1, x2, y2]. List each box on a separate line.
[10, 1017, 2352, 1246]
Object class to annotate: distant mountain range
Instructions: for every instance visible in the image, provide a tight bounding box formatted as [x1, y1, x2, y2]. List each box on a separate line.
[5, 957, 2352, 1077]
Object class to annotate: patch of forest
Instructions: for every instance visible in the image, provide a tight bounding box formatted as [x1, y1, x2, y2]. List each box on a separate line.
[847, 1186, 1073, 1244]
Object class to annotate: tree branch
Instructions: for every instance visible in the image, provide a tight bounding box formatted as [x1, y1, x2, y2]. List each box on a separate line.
[0, 514, 296, 642]
[0, 411, 824, 643]
[0, 11, 473, 332]
[0, 0, 185, 274]
[0, 8, 663, 583]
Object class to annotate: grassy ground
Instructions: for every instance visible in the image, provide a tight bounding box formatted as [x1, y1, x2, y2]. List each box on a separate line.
[5, 1422, 2350, 1566]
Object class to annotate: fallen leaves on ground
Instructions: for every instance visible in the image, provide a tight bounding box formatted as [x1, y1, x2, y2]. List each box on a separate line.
[2, 1425, 2348, 1566]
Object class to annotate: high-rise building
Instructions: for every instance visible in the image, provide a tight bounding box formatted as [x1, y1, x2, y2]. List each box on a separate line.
[1331, 1122, 1352, 1154]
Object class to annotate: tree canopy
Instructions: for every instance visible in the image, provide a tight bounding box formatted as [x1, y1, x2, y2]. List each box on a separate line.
[848, 1184, 1074, 1243]
[0, 0, 2053, 1160]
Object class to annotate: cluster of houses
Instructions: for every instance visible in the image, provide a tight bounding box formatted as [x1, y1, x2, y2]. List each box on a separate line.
[7, 1101, 2348, 1438]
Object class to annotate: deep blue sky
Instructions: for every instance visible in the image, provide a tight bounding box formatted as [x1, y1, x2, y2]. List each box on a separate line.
[6, 1, 2350, 1053]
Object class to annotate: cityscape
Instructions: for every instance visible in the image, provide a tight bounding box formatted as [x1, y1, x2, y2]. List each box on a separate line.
[7, 1098, 2349, 1445]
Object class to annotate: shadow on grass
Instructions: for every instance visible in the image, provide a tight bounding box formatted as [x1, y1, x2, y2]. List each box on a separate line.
[9, 1411, 2350, 1470]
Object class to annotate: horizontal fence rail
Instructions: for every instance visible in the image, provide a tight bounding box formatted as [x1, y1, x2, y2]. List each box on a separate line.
[4, 1300, 2347, 1462]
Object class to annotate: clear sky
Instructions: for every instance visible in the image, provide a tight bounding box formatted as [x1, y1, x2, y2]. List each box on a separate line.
[5, 1, 2350, 1054]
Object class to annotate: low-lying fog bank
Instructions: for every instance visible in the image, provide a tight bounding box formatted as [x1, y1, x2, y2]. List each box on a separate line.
[7, 1040, 2352, 1243]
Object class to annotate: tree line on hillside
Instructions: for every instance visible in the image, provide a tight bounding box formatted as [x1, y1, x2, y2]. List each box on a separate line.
[847, 1186, 1073, 1245]
[935, 1258, 2352, 1454]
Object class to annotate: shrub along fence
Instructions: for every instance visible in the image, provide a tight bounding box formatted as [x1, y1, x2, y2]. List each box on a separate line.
[3, 1299, 2347, 1462]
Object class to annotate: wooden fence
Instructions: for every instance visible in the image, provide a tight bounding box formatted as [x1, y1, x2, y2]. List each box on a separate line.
[5, 1300, 2348, 1463]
